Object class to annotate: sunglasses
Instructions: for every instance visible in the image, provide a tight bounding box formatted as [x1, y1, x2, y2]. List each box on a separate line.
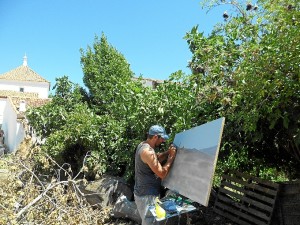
[157, 135, 165, 141]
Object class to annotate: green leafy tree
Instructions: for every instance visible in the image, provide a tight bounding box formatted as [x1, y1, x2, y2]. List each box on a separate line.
[80, 33, 136, 117]
[185, 0, 300, 179]
[27, 77, 104, 176]
[80, 34, 150, 179]
[27, 76, 89, 138]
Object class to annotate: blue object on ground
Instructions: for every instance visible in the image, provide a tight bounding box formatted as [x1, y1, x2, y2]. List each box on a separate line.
[161, 200, 177, 213]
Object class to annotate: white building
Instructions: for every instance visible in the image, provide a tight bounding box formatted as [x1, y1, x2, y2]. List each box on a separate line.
[0, 56, 51, 152]
[133, 77, 164, 89]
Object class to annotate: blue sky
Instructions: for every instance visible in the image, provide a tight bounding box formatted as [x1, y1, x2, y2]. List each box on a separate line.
[0, 0, 226, 91]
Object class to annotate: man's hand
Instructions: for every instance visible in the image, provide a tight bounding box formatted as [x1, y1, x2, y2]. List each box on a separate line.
[168, 144, 177, 158]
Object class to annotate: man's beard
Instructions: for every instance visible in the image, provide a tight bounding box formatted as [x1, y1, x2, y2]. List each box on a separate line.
[156, 142, 165, 149]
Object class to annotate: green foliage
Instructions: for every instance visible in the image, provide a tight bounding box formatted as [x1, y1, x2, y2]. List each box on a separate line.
[185, 0, 300, 180]
[27, 0, 299, 185]
[80, 33, 136, 117]
[27, 76, 89, 139]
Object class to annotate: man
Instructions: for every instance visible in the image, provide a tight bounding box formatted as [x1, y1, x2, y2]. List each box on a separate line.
[134, 125, 177, 225]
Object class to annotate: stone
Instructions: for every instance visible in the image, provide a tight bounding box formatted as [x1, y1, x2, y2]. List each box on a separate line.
[79, 175, 133, 208]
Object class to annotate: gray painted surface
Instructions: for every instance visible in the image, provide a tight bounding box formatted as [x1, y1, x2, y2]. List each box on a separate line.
[162, 117, 225, 206]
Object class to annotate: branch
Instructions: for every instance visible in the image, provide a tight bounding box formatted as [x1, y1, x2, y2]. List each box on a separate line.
[3, 158, 45, 190]
[45, 194, 67, 214]
[16, 178, 89, 220]
[44, 155, 73, 180]
[0, 203, 7, 210]
[17, 159, 45, 190]
[16, 181, 68, 220]
[73, 151, 92, 180]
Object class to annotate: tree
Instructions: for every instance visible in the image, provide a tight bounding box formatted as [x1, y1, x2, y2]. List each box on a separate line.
[80, 33, 136, 117]
[27, 76, 88, 139]
[185, 0, 300, 178]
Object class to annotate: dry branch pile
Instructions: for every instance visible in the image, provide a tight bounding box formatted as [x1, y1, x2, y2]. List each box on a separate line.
[0, 140, 111, 225]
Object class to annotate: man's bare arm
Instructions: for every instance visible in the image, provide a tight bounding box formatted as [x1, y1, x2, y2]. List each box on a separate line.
[157, 151, 169, 163]
[141, 146, 176, 179]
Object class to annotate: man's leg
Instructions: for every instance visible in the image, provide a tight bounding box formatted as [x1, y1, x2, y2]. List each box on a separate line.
[134, 194, 157, 225]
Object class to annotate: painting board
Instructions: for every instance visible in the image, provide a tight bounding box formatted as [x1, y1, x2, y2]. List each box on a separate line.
[162, 117, 225, 206]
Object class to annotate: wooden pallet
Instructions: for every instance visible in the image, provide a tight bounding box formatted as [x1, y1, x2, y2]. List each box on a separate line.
[214, 170, 279, 225]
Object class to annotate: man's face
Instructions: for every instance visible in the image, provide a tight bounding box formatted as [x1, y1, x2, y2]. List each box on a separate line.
[155, 135, 166, 148]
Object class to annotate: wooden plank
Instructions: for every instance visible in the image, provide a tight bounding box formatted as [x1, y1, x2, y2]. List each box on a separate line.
[240, 195, 273, 212]
[222, 174, 278, 196]
[216, 193, 242, 208]
[216, 194, 271, 221]
[245, 183, 277, 197]
[243, 189, 276, 205]
[219, 187, 243, 201]
[218, 187, 274, 212]
[214, 202, 268, 225]
[216, 194, 271, 220]
[221, 180, 247, 193]
[221, 181, 276, 205]
[224, 171, 279, 190]
[222, 173, 278, 196]
[214, 203, 268, 225]
[233, 170, 279, 188]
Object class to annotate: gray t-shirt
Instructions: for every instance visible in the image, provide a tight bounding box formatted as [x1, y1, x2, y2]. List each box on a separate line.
[134, 142, 161, 196]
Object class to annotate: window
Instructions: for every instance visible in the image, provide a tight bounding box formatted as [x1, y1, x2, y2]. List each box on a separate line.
[20, 87, 24, 92]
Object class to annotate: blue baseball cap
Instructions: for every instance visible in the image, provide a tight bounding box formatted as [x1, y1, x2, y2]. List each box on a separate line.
[148, 125, 169, 140]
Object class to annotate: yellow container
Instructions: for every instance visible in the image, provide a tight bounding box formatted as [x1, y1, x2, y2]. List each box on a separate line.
[155, 197, 166, 219]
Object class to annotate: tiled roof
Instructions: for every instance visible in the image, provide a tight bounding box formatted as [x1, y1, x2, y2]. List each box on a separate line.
[8, 96, 51, 114]
[0, 90, 38, 98]
[0, 65, 49, 83]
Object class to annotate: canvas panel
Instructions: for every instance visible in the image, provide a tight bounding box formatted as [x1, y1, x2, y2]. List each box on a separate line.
[162, 117, 225, 206]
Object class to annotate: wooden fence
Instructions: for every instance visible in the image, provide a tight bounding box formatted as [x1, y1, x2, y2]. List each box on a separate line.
[214, 170, 279, 225]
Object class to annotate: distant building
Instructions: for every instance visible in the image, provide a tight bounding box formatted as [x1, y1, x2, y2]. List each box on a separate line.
[133, 77, 164, 89]
[0, 55, 51, 152]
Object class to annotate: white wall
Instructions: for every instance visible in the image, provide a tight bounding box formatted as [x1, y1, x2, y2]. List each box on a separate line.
[0, 98, 7, 125]
[1, 99, 22, 152]
[15, 121, 26, 151]
[0, 80, 49, 99]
